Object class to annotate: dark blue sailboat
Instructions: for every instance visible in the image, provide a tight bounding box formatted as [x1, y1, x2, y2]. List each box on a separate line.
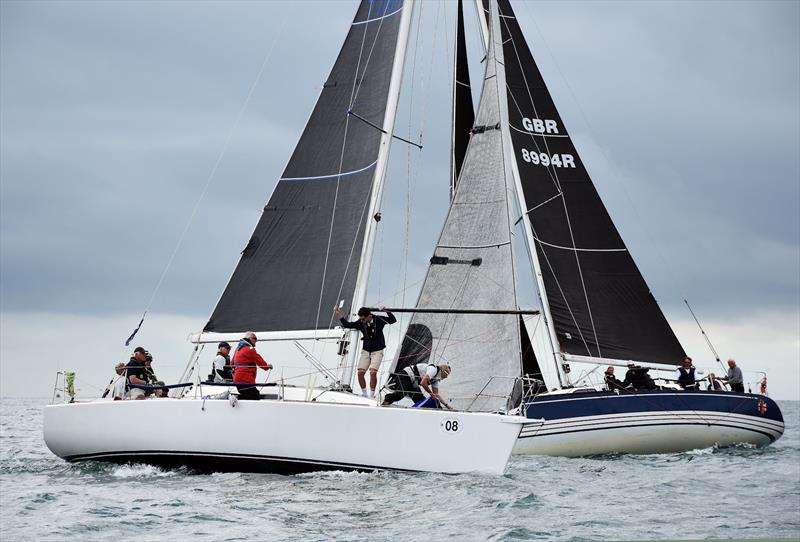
[492, 0, 784, 455]
[389, 0, 784, 456]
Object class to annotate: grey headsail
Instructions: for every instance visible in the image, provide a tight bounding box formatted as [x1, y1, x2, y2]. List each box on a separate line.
[491, 0, 685, 365]
[391, 0, 521, 412]
[205, 0, 410, 335]
[450, 0, 475, 199]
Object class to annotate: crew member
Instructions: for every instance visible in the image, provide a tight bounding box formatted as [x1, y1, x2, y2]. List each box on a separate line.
[125, 346, 149, 399]
[144, 352, 167, 397]
[674, 356, 704, 390]
[232, 332, 272, 400]
[622, 364, 657, 391]
[111, 362, 127, 400]
[707, 373, 724, 391]
[722, 358, 745, 393]
[335, 304, 397, 398]
[210, 341, 233, 382]
[383, 362, 451, 408]
[604, 366, 625, 391]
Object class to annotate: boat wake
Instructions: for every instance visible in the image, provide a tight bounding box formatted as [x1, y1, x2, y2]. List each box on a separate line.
[110, 464, 182, 479]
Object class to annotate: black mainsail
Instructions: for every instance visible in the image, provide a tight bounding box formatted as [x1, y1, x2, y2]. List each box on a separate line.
[391, 0, 521, 412]
[204, 0, 411, 336]
[450, 0, 475, 199]
[491, 0, 686, 366]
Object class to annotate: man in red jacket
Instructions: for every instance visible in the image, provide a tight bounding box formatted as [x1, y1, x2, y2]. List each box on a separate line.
[232, 331, 273, 400]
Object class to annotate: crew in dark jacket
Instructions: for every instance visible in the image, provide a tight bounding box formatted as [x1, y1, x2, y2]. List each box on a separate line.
[674, 356, 704, 389]
[125, 346, 149, 399]
[622, 364, 657, 391]
[335, 305, 396, 398]
[604, 366, 625, 391]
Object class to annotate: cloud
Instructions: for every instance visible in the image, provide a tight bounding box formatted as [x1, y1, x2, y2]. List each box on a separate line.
[0, 1, 797, 396]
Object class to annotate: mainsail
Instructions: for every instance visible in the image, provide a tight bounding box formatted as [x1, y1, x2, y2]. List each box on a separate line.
[450, 0, 475, 199]
[204, 0, 411, 336]
[490, 0, 686, 366]
[392, 0, 521, 412]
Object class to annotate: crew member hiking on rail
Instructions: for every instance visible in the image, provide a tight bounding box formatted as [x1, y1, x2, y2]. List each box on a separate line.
[383, 363, 452, 408]
[335, 304, 396, 398]
[232, 332, 272, 400]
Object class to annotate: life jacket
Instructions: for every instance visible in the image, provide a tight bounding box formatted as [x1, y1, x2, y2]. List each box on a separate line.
[210, 352, 232, 381]
[677, 367, 696, 387]
[405, 363, 439, 385]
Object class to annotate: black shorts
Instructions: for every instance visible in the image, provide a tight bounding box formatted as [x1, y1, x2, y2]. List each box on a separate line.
[238, 386, 261, 400]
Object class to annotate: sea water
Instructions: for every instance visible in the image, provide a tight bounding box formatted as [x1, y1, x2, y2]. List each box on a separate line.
[1, 398, 798, 541]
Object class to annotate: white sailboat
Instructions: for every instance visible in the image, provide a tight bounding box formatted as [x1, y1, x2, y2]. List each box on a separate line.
[43, 0, 537, 476]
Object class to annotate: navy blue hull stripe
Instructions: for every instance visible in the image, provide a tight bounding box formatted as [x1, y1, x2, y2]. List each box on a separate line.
[64, 450, 414, 474]
[518, 421, 778, 442]
[522, 413, 785, 434]
[523, 391, 784, 425]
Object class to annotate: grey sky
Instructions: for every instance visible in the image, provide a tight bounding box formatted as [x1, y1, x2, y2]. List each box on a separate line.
[1, 0, 798, 397]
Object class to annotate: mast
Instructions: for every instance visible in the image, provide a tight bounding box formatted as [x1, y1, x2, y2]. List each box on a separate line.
[474, 0, 566, 387]
[488, 0, 567, 387]
[449, 0, 475, 200]
[341, 0, 415, 388]
[504, 103, 568, 387]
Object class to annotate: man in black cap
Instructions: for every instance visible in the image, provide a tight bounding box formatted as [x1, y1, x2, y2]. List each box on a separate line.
[125, 346, 149, 399]
[210, 342, 233, 382]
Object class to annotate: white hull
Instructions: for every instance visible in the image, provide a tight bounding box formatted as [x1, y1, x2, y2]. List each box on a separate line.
[44, 398, 529, 475]
[513, 410, 785, 457]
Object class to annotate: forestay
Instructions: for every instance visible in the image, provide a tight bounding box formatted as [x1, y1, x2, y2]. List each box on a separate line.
[392, 0, 521, 412]
[491, 0, 686, 366]
[204, 0, 408, 335]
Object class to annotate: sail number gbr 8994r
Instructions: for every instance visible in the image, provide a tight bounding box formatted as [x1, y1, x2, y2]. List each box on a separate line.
[520, 149, 575, 168]
[518, 116, 576, 168]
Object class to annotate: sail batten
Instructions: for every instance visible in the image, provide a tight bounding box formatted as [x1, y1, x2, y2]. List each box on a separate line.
[204, 0, 410, 336]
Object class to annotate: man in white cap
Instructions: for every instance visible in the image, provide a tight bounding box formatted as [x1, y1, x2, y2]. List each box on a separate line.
[231, 332, 273, 400]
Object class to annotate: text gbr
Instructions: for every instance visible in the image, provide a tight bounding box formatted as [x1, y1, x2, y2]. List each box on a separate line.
[518, 116, 576, 169]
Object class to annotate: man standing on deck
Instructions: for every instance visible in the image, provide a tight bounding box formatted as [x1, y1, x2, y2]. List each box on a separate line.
[722, 359, 745, 393]
[334, 305, 397, 398]
[674, 356, 705, 390]
[232, 332, 272, 400]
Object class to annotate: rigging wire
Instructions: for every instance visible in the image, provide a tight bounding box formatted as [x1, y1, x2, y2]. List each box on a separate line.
[684, 298, 727, 373]
[498, 10, 602, 360]
[124, 14, 288, 345]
